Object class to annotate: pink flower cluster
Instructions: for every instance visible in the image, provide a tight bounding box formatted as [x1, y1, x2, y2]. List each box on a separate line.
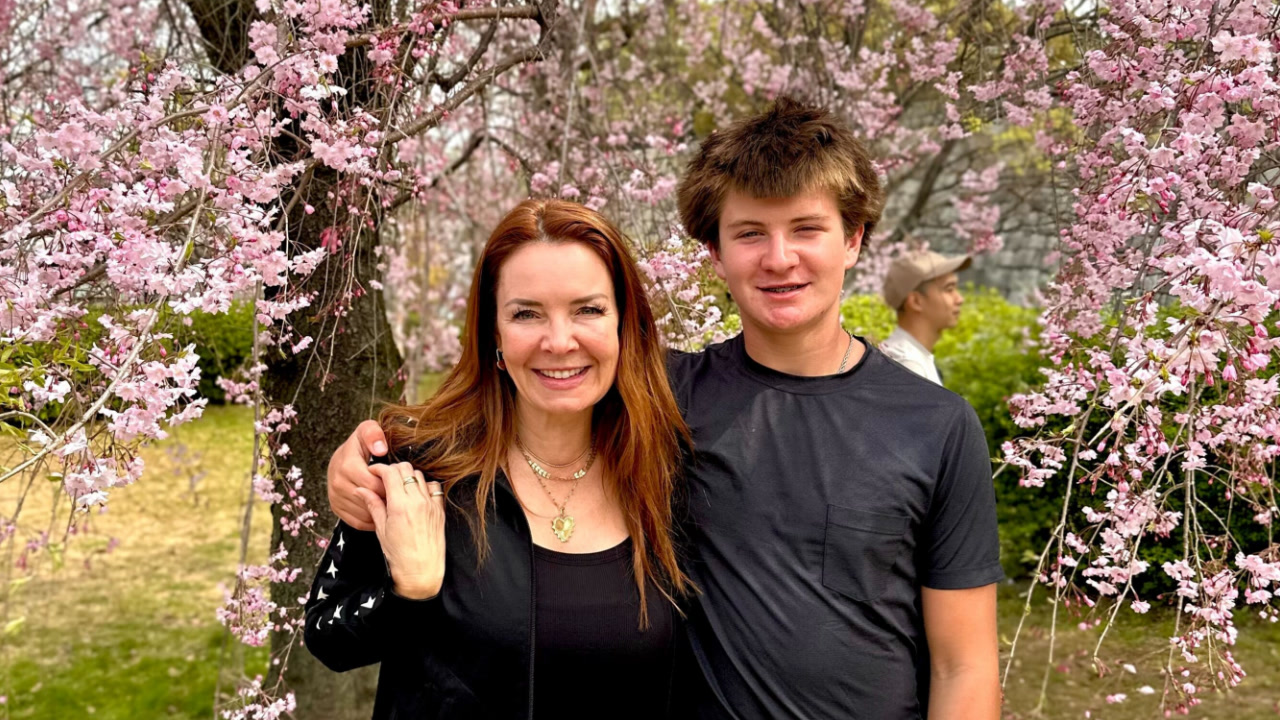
[1001, 0, 1280, 705]
[216, 544, 304, 647]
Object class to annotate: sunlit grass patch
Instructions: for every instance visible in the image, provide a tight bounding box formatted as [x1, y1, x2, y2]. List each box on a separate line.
[0, 405, 273, 719]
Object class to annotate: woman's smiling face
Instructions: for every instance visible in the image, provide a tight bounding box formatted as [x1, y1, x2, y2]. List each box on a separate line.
[495, 241, 620, 422]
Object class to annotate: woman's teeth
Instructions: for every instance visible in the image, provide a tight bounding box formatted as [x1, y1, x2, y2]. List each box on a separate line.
[538, 368, 586, 379]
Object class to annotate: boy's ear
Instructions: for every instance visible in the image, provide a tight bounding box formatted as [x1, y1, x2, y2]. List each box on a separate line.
[708, 242, 727, 281]
[844, 225, 865, 271]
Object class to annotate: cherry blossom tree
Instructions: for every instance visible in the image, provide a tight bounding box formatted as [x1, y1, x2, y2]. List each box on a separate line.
[1, 0, 558, 714]
[1001, 0, 1280, 712]
[385, 0, 1083, 387]
[2, 0, 1279, 716]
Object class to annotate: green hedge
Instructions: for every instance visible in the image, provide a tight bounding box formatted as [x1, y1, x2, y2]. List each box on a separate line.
[172, 301, 255, 404]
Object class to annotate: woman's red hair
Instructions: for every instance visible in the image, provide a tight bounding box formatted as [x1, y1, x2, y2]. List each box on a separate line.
[380, 199, 692, 624]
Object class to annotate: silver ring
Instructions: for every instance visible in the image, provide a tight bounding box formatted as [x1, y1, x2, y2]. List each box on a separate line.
[402, 477, 419, 486]
[430, 491, 444, 497]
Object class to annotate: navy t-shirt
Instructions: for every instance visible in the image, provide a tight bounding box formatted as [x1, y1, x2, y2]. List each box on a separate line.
[668, 335, 1003, 719]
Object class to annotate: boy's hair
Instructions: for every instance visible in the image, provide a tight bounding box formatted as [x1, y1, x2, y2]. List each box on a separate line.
[677, 97, 885, 250]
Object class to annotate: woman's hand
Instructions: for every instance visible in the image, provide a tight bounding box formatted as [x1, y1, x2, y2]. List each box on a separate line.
[359, 462, 447, 600]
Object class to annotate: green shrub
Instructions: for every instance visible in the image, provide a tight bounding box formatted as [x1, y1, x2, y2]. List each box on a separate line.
[173, 301, 255, 404]
[839, 294, 897, 342]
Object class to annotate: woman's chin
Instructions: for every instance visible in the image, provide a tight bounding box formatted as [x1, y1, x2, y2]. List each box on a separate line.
[517, 395, 604, 420]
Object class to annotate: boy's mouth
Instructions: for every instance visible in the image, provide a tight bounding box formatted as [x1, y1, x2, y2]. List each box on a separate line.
[761, 283, 809, 294]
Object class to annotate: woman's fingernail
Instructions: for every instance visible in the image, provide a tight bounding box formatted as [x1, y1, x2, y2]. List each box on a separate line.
[373, 441, 387, 455]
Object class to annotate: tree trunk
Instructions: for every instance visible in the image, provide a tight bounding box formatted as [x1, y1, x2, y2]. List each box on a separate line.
[262, 167, 403, 720]
[179, 2, 399, 713]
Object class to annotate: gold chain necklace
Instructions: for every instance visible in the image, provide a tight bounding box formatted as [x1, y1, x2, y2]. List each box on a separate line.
[521, 441, 591, 470]
[516, 436, 597, 542]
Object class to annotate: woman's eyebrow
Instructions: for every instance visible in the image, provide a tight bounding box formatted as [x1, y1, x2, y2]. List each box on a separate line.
[504, 294, 609, 307]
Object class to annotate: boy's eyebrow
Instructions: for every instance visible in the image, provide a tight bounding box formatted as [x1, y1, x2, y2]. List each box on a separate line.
[724, 214, 832, 229]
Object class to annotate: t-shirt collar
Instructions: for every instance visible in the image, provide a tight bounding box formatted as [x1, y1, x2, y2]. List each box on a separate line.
[731, 333, 875, 395]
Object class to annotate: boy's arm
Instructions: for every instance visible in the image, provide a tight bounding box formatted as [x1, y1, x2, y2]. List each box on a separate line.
[327, 420, 390, 530]
[921, 402, 1004, 717]
[922, 584, 1000, 719]
[304, 520, 440, 671]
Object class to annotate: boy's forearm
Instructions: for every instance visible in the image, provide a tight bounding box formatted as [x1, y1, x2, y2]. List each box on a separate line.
[927, 669, 1000, 720]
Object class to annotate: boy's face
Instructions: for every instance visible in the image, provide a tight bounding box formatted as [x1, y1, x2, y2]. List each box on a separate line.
[710, 188, 861, 338]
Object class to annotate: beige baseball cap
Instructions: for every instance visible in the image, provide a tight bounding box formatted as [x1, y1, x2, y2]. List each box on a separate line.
[882, 250, 972, 310]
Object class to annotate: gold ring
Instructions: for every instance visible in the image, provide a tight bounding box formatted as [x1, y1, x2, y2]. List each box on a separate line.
[402, 477, 419, 485]
[430, 491, 444, 497]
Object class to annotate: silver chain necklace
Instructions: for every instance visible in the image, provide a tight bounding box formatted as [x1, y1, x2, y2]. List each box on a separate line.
[837, 330, 855, 373]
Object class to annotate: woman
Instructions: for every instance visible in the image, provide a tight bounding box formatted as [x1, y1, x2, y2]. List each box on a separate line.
[304, 199, 695, 719]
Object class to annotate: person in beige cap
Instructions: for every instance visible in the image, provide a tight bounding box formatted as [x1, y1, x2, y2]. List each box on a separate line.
[880, 249, 971, 385]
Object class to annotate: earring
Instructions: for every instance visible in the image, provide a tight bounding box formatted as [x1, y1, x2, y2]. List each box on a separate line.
[496, 348, 506, 371]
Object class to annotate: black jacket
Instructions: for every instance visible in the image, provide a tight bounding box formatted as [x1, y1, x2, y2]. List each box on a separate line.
[304, 470, 696, 719]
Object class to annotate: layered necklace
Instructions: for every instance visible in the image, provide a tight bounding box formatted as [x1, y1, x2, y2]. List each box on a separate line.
[516, 435, 597, 543]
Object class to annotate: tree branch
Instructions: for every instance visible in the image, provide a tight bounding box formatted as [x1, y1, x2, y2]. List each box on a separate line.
[429, 19, 500, 92]
[886, 138, 958, 245]
[382, 43, 545, 147]
[346, 5, 541, 49]
[385, 129, 488, 211]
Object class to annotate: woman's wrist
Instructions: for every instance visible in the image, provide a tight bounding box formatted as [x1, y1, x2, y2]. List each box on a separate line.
[391, 573, 441, 600]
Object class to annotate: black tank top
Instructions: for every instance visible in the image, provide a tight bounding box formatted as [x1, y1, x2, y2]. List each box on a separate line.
[532, 537, 678, 719]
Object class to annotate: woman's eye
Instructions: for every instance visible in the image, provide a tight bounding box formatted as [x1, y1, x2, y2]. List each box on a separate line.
[578, 305, 606, 315]
[512, 309, 537, 320]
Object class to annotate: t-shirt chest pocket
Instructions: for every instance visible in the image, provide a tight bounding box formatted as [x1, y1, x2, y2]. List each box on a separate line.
[822, 504, 910, 603]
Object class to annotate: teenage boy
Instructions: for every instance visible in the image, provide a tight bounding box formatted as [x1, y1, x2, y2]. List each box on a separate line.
[325, 99, 1002, 719]
[880, 249, 972, 385]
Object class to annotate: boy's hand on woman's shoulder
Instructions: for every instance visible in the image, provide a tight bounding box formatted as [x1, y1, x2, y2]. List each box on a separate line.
[327, 419, 390, 531]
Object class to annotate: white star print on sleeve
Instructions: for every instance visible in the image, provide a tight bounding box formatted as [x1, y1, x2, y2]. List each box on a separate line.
[305, 522, 397, 672]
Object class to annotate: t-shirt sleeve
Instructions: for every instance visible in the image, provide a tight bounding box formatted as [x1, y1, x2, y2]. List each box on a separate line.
[921, 401, 1004, 590]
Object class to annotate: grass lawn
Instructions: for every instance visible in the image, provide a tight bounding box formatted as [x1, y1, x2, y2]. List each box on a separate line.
[1, 404, 1277, 718]
[0, 405, 271, 720]
[999, 583, 1280, 718]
